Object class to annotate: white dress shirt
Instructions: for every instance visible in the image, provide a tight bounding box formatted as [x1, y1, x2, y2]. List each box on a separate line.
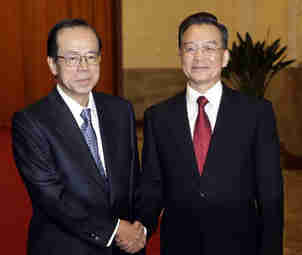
[57, 85, 107, 174]
[56, 85, 118, 246]
[186, 81, 223, 138]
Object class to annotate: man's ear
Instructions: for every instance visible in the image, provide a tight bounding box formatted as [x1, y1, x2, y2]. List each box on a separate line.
[178, 48, 183, 57]
[47, 57, 58, 76]
[222, 49, 230, 68]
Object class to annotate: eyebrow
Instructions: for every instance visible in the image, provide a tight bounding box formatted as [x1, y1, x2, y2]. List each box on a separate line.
[183, 40, 218, 45]
[61, 50, 99, 55]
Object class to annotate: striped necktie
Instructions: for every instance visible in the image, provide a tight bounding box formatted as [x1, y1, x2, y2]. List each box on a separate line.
[80, 108, 106, 178]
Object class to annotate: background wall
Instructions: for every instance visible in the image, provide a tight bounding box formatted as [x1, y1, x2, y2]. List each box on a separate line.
[0, 0, 122, 127]
[122, 0, 302, 68]
[122, 0, 302, 165]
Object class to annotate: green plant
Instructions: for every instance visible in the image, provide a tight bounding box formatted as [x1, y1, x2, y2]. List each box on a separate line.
[222, 32, 295, 98]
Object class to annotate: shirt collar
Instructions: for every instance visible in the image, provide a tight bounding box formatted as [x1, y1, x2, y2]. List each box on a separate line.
[186, 80, 222, 107]
[56, 84, 97, 118]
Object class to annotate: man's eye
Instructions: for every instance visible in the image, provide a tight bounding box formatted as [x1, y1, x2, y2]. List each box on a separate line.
[68, 56, 78, 61]
[185, 47, 195, 52]
[205, 46, 216, 51]
[87, 55, 97, 60]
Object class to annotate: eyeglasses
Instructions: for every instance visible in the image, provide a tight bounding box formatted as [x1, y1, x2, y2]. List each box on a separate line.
[182, 44, 224, 56]
[56, 53, 100, 67]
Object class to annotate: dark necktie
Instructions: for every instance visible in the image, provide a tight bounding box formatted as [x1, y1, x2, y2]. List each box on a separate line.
[193, 96, 212, 175]
[80, 108, 106, 178]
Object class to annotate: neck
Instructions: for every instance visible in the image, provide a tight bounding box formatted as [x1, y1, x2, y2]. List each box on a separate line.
[76, 96, 89, 107]
[58, 85, 90, 107]
[188, 80, 218, 94]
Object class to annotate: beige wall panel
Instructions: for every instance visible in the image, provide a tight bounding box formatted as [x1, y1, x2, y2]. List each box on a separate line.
[253, 1, 288, 44]
[123, 0, 293, 68]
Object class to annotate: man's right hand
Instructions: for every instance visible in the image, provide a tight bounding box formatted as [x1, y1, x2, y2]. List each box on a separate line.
[115, 220, 146, 254]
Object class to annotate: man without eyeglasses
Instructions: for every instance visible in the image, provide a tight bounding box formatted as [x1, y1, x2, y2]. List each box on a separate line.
[137, 12, 283, 255]
[12, 19, 146, 255]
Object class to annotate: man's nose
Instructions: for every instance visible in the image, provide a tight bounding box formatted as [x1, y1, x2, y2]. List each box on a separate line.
[195, 47, 207, 56]
[78, 56, 89, 69]
[194, 48, 213, 59]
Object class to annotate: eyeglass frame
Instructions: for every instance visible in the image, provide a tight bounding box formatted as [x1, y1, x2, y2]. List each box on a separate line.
[56, 53, 101, 67]
[181, 42, 226, 56]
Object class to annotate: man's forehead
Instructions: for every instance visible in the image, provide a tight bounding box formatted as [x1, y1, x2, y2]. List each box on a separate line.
[57, 27, 99, 52]
[57, 27, 95, 40]
[182, 24, 223, 47]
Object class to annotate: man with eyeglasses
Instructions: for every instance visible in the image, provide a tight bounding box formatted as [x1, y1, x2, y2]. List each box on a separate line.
[136, 12, 283, 255]
[12, 19, 145, 255]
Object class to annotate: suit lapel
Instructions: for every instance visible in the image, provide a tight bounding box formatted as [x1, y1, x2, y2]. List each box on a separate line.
[93, 94, 119, 206]
[202, 85, 236, 177]
[47, 89, 108, 190]
[211, 85, 234, 137]
[169, 86, 237, 180]
[167, 92, 201, 179]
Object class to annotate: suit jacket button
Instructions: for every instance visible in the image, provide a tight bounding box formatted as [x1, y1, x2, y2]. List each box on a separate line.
[200, 192, 206, 198]
[95, 236, 100, 241]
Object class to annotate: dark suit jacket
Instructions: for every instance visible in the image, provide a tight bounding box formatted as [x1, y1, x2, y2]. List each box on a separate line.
[12, 89, 142, 255]
[137, 85, 283, 255]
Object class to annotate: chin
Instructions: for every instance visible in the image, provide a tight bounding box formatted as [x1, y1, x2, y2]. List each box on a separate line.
[78, 83, 96, 91]
[191, 78, 210, 85]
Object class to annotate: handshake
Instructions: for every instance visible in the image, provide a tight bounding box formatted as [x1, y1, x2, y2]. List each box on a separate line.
[115, 220, 147, 254]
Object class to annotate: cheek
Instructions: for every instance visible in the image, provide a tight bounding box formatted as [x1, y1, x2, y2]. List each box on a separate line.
[61, 71, 73, 83]
[181, 57, 192, 71]
[89, 71, 100, 86]
[213, 61, 222, 69]
[59, 70, 77, 86]
[210, 58, 224, 70]
[93, 68, 100, 80]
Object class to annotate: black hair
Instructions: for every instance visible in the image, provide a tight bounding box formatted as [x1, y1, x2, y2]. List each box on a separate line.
[47, 18, 102, 58]
[178, 12, 228, 49]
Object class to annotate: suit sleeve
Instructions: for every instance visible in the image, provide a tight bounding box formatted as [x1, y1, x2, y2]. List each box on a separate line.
[135, 108, 163, 237]
[254, 101, 283, 255]
[128, 103, 141, 220]
[12, 111, 117, 248]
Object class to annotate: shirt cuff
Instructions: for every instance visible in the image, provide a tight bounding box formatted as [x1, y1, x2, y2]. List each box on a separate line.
[106, 219, 120, 247]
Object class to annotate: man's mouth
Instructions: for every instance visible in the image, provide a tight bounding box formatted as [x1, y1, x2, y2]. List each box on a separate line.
[76, 78, 90, 82]
[192, 66, 209, 70]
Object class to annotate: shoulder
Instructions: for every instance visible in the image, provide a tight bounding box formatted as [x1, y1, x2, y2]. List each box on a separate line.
[12, 93, 55, 140]
[145, 91, 186, 116]
[93, 92, 132, 108]
[93, 92, 135, 118]
[13, 92, 54, 122]
[223, 85, 273, 112]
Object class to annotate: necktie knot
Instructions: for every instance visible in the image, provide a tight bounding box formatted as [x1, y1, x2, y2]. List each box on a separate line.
[80, 108, 92, 124]
[197, 96, 208, 108]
